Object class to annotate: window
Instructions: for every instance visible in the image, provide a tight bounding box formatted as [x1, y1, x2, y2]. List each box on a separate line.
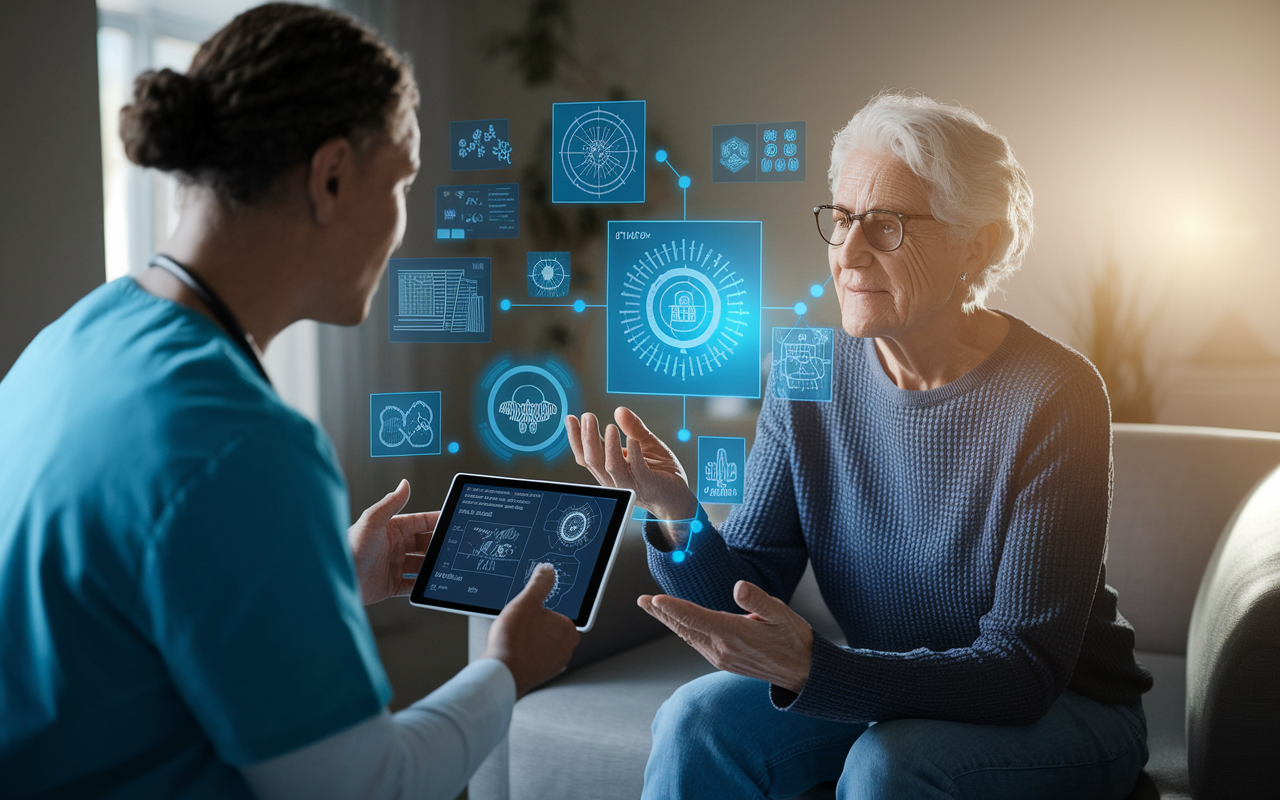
[96, 2, 322, 421]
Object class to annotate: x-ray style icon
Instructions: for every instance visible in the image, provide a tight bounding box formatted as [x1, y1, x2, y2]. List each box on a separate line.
[772, 327, 834, 402]
[696, 436, 746, 504]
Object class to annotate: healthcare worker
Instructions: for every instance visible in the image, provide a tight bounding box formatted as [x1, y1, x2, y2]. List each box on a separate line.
[0, 4, 579, 798]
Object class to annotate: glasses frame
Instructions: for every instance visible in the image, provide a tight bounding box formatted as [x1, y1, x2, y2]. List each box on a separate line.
[813, 204, 935, 252]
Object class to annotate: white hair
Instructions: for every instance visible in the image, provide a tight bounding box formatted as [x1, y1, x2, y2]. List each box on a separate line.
[828, 93, 1034, 310]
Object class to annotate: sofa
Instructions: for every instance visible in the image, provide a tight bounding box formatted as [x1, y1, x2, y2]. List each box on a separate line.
[468, 424, 1280, 799]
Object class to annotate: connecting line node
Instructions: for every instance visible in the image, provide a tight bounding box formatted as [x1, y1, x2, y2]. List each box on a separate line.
[690, 519, 703, 533]
[500, 298, 512, 311]
[448, 441, 460, 453]
[655, 149, 668, 163]
[672, 550, 686, 563]
[794, 301, 808, 316]
[678, 175, 691, 189]
[677, 428, 692, 442]
[573, 299, 586, 312]
[810, 284, 824, 298]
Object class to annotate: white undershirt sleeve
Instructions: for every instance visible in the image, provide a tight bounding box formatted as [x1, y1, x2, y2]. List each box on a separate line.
[240, 658, 516, 800]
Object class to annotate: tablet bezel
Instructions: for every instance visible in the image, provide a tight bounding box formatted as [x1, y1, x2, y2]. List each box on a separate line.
[408, 473, 636, 632]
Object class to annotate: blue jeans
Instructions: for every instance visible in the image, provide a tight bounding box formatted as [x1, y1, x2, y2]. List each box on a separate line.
[643, 672, 1148, 799]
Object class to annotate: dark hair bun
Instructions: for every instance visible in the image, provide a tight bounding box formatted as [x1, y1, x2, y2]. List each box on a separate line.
[119, 68, 210, 173]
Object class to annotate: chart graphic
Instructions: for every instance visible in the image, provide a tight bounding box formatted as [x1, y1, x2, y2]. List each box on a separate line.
[476, 355, 580, 460]
[552, 100, 645, 203]
[370, 391, 442, 457]
[435, 183, 519, 240]
[772, 326, 834, 402]
[526, 251, 571, 297]
[543, 496, 601, 552]
[697, 436, 746, 504]
[450, 118, 514, 171]
[607, 220, 762, 398]
[388, 258, 490, 343]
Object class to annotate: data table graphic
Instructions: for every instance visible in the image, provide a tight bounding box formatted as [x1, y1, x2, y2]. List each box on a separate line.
[450, 118, 513, 171]
[388, 258, 490, 343]
[476, 355, 580, 461]
[607, 220, 762, 398]
[697, 436, 746, 504]
[370, 391, 441, 457]
[552, 100, 645, 203]
[435, 183, 519, 240]
[526, 251, 571, 297]
[771, 326, 834, 402]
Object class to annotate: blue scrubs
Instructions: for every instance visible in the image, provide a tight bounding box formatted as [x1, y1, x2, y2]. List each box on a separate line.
[0, 279, 391, 797]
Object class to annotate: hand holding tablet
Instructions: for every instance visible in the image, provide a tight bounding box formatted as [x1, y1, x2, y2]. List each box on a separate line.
[410, 474, 636, 631]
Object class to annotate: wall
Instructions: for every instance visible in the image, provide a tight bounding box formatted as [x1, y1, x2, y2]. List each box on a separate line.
[0, 0, 105, 376]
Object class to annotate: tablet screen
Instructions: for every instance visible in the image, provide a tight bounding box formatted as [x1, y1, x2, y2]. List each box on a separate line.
[412, 475, 632, 627]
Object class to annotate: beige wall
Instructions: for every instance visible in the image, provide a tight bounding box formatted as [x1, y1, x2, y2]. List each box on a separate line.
[436, 0, 1280, 423]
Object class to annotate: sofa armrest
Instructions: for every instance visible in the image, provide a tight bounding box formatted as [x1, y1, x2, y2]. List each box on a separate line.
[469, 520, 669, 675]
[1187, 462, 1280, 797]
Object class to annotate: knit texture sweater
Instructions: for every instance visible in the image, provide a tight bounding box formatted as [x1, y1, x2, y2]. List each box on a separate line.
[647, 314, 1154, 726]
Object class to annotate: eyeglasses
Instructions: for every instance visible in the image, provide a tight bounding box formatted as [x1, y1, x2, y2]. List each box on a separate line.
[813, 205, 935, 251]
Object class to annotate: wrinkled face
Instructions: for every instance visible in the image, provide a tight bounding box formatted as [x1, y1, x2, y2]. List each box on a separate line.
[827, 149, 965, 339]
[328, 111, 421, 325]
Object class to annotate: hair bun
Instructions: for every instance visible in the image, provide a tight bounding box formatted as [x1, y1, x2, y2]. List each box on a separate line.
[119, 68, 211, 172]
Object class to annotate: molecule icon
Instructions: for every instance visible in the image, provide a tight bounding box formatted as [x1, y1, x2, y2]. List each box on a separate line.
[719, 136, 750, 173]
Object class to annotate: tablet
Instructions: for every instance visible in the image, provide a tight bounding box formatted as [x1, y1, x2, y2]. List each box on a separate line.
[409, 473, 636, 632]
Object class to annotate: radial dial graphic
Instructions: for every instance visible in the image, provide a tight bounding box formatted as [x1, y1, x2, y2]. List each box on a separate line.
[618, 238, 750, 382]
[558, 107, 639, 198]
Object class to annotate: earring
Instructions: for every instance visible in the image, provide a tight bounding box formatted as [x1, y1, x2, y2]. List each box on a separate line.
[959, 272, 968, 282]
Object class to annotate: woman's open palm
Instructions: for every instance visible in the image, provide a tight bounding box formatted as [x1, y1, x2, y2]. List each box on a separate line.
[566, 407, 696, 523]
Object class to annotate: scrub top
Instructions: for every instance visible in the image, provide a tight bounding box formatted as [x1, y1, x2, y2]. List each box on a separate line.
[0, 278, 391, 798]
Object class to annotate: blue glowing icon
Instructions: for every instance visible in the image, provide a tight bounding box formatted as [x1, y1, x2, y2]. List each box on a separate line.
[370, 391, 441, 457]
[758, 121, 805, 181]
[477, 355, 580, 461]
[552, 100, 645, 203]
[388, 258, 490, 344]
[450, 119, 513, 171]
[526, 251, 571, 297]
[607, 220, 762, 398]
[697, 436, 746, 504]
[771, 326, 834, 402]
[711, 123, 758, 183]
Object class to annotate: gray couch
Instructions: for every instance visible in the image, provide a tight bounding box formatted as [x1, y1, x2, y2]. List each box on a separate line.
[468, 424, 1280, 800]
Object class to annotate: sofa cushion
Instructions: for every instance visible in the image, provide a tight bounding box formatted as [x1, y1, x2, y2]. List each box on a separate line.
[1108, 424, 1280, 655]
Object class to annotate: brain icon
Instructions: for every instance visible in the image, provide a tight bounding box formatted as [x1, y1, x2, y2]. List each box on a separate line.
[783, 143, 797, 157]
[760, 157, 773, 172]
[764, 143, 778, 158]
[788, 157, 800, 171]
[774, 158, 786, 172]
[762, 129, 778, 143]
[498, 384, 559, 434]
[784, 128, 797, 142]
[379, 401, 434, 449]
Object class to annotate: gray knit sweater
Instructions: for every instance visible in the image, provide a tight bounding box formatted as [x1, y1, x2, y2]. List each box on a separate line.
[647, 314, 1154, 725]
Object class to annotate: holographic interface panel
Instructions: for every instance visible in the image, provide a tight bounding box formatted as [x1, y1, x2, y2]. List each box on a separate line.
[388, 258, 490, 344]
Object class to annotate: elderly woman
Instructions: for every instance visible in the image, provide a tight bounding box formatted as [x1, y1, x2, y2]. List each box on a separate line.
[566, 94, 1153, 799]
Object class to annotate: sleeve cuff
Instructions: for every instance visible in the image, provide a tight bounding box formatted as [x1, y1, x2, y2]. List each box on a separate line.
[769, 631, 864, 721]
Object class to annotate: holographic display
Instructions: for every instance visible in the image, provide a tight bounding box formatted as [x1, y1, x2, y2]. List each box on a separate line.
[435, 183, 519, 240]
[697, 436, 746, 504]
[388, 258, 490, 343]
[552, 100, 645, 203]
[370, 391, 442, 457]
[772, 326, 834, 402]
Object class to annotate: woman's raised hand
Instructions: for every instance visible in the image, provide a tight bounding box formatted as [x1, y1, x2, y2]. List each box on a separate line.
[566, 407, 696, 524]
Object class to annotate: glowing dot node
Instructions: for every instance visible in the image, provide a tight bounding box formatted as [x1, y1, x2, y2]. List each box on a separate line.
[690, 519, 703, 533]
[810, 284, 824, 298]
[499, 298, 511, 311]
[672, 550, 686, 563]
[677, 428, 691, 442]
[794, 301, 808, 316]
[447, 441, 460, 454]
[573, 299, 586, 313]
[677, 175, 691, 189]
[654, 149, 668, 163]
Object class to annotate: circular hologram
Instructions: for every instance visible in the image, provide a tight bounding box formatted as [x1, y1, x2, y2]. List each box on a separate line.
[529, 257, 568, 294]
[487, 365, 569, 453]
[644, 267, 723, 350]
[559, 107, 639, 198]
